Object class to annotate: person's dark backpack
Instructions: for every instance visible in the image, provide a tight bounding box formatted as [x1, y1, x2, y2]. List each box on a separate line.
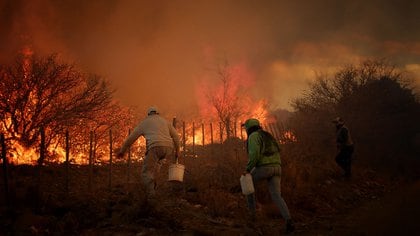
[258, 130, 280, 156]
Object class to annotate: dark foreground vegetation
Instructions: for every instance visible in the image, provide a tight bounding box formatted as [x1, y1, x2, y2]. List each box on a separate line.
[0, 140, 419, 235]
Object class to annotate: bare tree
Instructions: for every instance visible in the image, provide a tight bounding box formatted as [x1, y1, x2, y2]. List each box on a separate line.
[292, 59, 401, 113]
[0, 53, 120, 162]
[206, 60, 245, 139]
[289, 58, 420, 169]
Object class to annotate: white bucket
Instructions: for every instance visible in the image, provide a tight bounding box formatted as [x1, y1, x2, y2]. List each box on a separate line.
[168, 163, 185, 182]
[240, 173, 255, 195]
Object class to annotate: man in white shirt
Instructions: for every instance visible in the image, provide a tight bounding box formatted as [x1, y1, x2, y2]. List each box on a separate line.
[116, 106, 180, 198]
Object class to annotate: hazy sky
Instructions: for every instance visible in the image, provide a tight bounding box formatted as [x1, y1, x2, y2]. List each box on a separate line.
[1, 0, 419, 116]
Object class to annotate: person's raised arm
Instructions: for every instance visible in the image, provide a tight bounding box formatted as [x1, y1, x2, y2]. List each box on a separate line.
[116, 124, 143, 158]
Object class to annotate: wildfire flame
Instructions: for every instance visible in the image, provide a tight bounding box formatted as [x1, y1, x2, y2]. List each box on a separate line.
[1, 49, 296, 165]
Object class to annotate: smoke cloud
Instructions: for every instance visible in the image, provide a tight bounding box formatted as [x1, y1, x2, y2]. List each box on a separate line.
[1, 0, 419, 115]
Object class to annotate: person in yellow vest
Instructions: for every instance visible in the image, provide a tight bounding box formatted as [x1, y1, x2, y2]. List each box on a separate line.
[242, 118, 295, 234]
[116, 106, 180, 199]
[332, 117, 354, 178]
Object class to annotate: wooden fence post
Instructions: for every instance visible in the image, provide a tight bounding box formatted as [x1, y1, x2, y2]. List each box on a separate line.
[37, 127, 45, 196]
[192, 122, 195, 156]
[1, 133, 9, 205]
[109, 129, 113, 189]
[88, 131, 93, 191]
[201, 123, 205, 146]
[93, 132, 96, 164]
[210, 123, 214, 156]
[127, 129, 131, 184]
[267, 123, 274, 138]
[273, 122, 283, 141]
[226, 120, 231, 140]
[65, 130, 69, 193]
[233, 120, 238, 138]
[210, 123, 214, 145]
[182, 121, 186, 154]
[240, 121, 244, 140]
[270, 123, 281, 141]
[39, 127, 45, 165]
[219, 122, 223, 143]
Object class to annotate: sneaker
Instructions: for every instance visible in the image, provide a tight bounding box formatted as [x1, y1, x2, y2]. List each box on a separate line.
[285, 219, 295, 234]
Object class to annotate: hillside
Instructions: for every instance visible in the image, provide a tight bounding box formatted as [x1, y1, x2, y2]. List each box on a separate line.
[1, 160, 419, 235]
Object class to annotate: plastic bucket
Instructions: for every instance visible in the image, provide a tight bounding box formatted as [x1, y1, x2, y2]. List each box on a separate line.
[240, 173, 255, 195]
[168, 163, 185, 182]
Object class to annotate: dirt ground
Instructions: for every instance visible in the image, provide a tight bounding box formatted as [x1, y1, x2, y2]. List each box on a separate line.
[297, 180, 420, 235]
[1, 164, 419, 235]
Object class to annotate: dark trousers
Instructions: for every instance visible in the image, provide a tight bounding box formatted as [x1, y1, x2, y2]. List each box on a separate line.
[335, 145, 354, 177]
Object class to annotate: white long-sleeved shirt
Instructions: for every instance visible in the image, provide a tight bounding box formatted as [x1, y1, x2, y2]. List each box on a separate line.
[120, 114, 180, 153]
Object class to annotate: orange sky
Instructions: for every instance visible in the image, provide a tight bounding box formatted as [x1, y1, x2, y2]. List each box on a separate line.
[1, 0, 419, 116]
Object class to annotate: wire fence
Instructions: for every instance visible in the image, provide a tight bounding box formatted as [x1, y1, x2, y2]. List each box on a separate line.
[0, 120, 293, 206]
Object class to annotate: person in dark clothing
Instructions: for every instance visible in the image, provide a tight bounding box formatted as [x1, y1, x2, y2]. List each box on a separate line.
[332, 117, 354, 178]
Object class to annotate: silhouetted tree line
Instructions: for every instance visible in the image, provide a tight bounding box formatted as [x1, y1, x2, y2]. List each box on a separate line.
[288, 59, 420, 174]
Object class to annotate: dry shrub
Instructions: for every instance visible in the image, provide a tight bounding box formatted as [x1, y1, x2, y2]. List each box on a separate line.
[180, 138, 342, 218]
[182, 140, 247, 191]
[196, 188, 241, 217]
[181, 140, 248, 216]
[281, 143, 338, 200]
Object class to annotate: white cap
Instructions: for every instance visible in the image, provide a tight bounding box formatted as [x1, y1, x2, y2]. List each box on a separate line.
[147, 106, 159, 115]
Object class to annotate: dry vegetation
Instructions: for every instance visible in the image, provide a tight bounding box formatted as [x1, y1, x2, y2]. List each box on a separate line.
[1, 137, 418, 235]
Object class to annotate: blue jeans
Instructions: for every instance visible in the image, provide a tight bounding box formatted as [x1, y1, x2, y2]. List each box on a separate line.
[246, 165, 291, 220]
